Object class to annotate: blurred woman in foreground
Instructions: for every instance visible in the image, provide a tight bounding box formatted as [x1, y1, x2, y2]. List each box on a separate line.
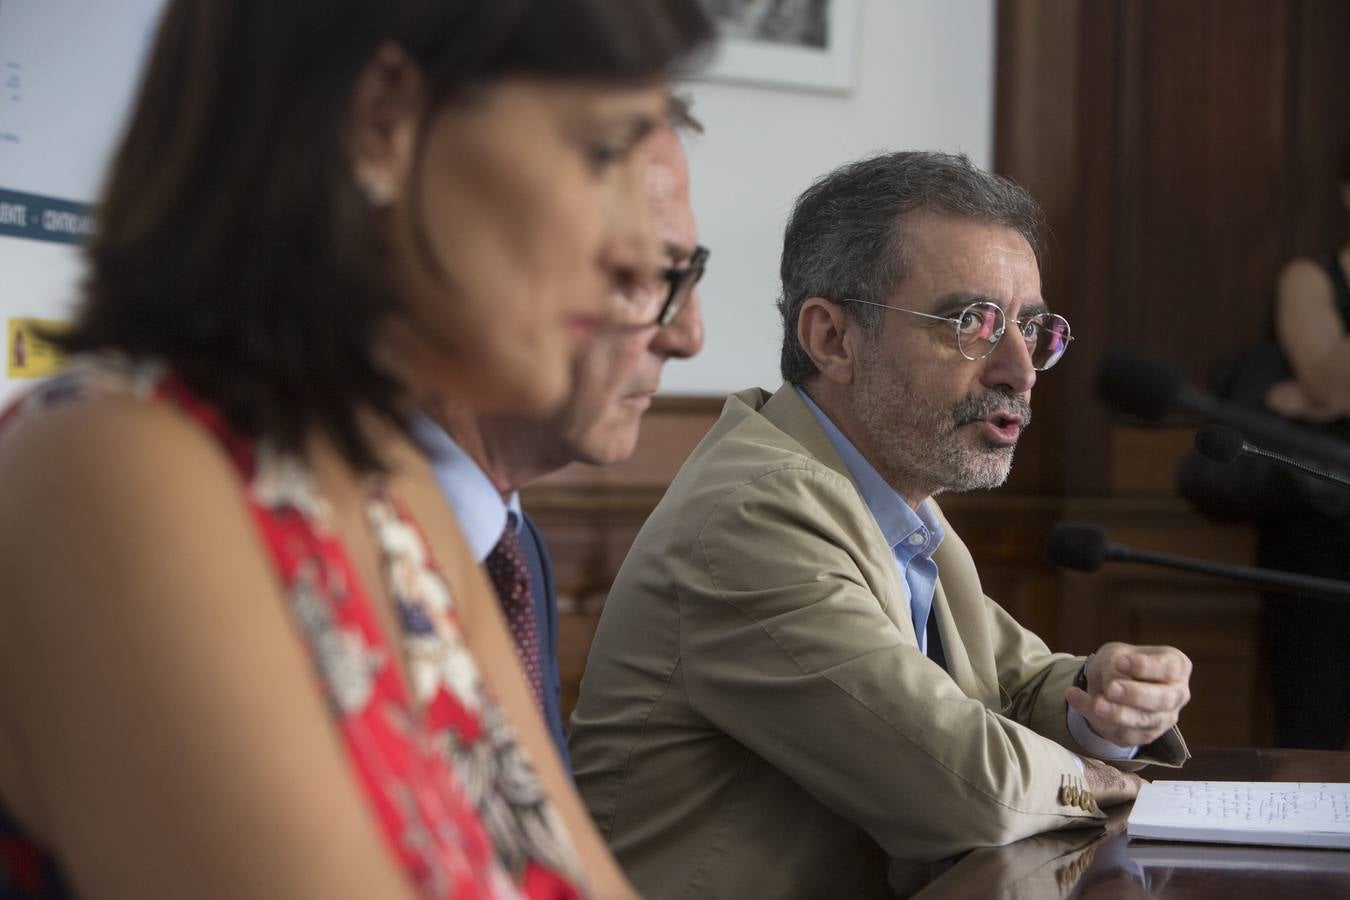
[0, 1, 711, 897]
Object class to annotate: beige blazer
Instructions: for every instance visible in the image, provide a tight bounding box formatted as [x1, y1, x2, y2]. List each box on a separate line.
[570, 385, 1187, 899]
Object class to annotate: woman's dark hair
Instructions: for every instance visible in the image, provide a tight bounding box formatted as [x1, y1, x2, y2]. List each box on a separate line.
[61, 0, 713, 470]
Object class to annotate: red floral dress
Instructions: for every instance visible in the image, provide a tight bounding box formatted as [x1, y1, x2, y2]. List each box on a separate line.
[0, 357, 586, 900]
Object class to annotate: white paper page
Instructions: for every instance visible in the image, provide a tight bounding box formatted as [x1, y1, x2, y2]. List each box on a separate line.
[1129, 781, 1350, 848]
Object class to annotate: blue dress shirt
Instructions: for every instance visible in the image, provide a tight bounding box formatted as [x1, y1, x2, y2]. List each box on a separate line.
[797, 389, 944, 655]
[414, 415, 571, 768]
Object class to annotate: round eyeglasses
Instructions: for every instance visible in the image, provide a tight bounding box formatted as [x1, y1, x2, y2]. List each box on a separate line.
[654, 245, 709, 327]
[840, 298, 1074, 371]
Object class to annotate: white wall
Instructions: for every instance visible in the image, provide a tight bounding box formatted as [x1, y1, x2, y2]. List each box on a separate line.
[663, 0, 996, 395]
[0, 0, 163, 403]
[0, 0, 994, 404]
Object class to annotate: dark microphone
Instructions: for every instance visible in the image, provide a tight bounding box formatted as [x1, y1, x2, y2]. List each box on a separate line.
[1046, 522, 1350, 600]
[1096, 351, 1188, 422]
[1046, 522, 1111, 572]
[1096, 349, 1350, 472]
[1194, 424, 1244, 462]
[1195, 424, 1350, 491]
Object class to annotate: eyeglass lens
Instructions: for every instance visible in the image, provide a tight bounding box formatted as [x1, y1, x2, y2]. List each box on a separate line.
[1027, 314, 1071, 369]
[658, 246, 709, 326]
[955, 302, 1070, 370]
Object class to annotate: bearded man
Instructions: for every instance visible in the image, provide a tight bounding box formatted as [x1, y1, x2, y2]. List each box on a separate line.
[568, 151, 1192, 899]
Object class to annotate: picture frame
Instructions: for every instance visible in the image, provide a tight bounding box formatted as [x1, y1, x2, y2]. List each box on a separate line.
[695, 0, 860, 94]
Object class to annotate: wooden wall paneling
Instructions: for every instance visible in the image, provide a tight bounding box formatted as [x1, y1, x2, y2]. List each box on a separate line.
[1286, 0, 1350, 259]
[1058, 0, 1130, 498]
[1060, 568, 1269, 746]
[1110, 424, 1208, 497]
[994, 0, 1085, 495]
[937, 491, 1265, 747]
[995, 0, 1347, 496]
[991, 0, 1350, 743]
[1114, 0, 1294, 384]
[937, 495, 1065, 640]
[1051, 501, 1265, 747]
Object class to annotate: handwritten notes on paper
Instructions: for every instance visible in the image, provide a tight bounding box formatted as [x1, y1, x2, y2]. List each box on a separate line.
[1128, 781, 1350, 849]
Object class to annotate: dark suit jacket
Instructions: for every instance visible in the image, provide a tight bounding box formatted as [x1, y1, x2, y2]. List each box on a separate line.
[520, 511, 569, 770]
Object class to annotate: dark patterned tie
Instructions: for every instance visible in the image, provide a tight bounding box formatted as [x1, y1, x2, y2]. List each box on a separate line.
[485, 523, 545, 711]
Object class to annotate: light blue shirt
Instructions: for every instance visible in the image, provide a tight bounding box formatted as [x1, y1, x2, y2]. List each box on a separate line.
[413, 414, 522, 561]
[795, 388, 1137, 762]
[797, 389, 943, 653]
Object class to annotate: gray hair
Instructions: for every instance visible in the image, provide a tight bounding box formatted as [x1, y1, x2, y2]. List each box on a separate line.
[777, 150, 1046, 385]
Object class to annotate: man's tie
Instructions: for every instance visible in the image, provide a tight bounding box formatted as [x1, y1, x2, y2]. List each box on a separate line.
[485, 523, 545, 711]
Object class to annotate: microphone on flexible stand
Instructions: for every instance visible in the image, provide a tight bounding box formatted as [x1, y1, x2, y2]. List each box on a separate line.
[1096, 349, 1350, 473]
[1194, 424, 1350, 492]
[1046, 523, 1350, 601]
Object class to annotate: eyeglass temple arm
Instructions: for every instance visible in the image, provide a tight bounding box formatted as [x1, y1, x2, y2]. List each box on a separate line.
[839, 298, 959, 325]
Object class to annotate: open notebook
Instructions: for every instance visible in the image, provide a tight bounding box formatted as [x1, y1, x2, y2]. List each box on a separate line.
[1128, 781, 1350, 850]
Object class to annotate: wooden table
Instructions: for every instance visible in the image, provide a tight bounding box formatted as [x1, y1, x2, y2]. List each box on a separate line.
[914, 747, 1350, 899]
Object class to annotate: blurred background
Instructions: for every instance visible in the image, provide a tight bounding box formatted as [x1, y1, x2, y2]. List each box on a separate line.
[529, 0, 1350, 749]
[3, 0, 1348, 748]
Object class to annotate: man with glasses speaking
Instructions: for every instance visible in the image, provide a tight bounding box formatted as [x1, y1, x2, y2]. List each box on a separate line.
[419, 99, 708, 767]
[569, 151, 1192, 898]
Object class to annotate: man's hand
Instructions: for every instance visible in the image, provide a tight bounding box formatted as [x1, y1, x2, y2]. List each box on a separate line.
[1081, 757, 1146, 807]
[1066, 642, 1192, 747]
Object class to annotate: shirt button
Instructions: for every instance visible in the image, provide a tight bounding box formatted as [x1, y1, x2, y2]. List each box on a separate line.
[907, 532, 925, 546]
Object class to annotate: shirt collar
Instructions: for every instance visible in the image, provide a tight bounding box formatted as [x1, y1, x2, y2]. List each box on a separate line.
[795, 386, 944, 556]
[413, 413, 522, 563]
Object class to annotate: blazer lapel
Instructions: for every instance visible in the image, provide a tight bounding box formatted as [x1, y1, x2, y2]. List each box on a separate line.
[930, 576, 988, 704]
[929, 506, 1002, 709]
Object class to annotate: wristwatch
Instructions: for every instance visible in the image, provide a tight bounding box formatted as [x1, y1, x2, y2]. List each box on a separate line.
[1074, 653, 1094, 691]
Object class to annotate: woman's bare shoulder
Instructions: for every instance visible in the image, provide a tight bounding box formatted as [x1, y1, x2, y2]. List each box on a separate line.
[0, 394, 418, 898]
[0, 393, 255, 581]
[1277, 257, 1335, 303]
[0, 393, 257, 801]
[0, 387, 231, 478]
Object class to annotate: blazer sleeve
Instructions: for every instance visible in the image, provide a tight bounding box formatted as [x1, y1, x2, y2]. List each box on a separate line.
[678, 463, 1103, 863]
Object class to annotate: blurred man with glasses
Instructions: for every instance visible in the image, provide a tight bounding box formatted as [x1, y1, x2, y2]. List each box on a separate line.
[418, 98, 707, 768]
[569, 151, 1192, 898]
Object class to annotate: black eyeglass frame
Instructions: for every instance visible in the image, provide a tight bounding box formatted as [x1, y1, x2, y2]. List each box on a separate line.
[654, 245, 709, 327]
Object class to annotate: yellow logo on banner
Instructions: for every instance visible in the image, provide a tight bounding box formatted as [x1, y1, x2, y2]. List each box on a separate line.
[8, 318, 69, 379]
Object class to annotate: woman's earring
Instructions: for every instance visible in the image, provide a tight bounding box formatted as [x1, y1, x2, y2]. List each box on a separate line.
[359, 175, 395, 208]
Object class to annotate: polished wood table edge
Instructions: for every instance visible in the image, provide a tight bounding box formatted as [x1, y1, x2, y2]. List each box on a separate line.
[913, 746, 1350, 899]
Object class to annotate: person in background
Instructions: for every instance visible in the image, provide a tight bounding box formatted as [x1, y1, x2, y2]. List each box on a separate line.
[570, 151, 1191, 898]
[420, 96, 706, 766]
[1259, 146, 1350, 749]
[0, 2, 711, 898]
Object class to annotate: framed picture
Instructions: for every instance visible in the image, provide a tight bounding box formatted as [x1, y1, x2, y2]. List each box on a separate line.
[696, 0, 860, 94]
